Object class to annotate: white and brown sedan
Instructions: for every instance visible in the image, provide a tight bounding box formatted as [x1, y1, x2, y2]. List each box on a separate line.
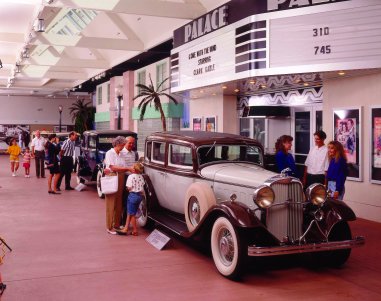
[138, 131, 364, 279]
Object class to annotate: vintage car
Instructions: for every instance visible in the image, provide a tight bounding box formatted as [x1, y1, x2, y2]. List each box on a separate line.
[138, 131, 365, 279]
[76, 130, 138, 198]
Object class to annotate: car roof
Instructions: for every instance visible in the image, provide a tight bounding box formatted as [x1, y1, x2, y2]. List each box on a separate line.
[82, 130, 137, 136]
[147, 131, 262, 147]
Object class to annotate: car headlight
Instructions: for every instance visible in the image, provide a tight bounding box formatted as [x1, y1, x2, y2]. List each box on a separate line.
[306, 183, 327, 206]
[253, 185, 275, 209]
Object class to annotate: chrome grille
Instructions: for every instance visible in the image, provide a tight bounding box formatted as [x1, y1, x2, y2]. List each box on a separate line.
[266, 181, 305, 242]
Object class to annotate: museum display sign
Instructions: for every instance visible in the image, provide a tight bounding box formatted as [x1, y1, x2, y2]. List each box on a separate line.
[171, 0, 381, 92]
[371, 106, 381, 184]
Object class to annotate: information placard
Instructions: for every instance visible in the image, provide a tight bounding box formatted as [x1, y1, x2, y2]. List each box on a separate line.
[146, 229, 171, 251]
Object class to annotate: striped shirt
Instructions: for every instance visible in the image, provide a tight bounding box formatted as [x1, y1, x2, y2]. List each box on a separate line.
[61, 138, 75, 156]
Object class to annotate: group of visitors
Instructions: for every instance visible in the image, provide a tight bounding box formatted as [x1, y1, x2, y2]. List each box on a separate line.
[2, 130, 78, 195]
[275, 130, 348, 200]
[103, 136, 145, 237]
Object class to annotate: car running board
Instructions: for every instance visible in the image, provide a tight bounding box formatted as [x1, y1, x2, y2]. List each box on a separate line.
[149, 212, 189, 236]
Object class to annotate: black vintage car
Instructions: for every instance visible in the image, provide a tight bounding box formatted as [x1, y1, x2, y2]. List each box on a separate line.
[138, 131, 365, 279]
[76, 130, 137, 198]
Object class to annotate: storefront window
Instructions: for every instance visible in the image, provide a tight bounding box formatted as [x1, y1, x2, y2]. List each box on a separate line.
[240, 118, 250, 137]
[295, 111, 310, 154]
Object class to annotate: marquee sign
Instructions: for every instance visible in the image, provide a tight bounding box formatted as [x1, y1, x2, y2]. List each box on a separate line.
[171, 0, 381, 92]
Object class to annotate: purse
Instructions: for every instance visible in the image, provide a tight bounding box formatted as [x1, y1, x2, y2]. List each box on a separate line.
[100, 175, 118, 195]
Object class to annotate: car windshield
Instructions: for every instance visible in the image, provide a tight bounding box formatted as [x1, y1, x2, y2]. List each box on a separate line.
[197, 144, 263, 166]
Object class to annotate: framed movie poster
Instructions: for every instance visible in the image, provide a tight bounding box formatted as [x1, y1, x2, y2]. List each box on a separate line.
[333, 107, 362, 181]
[193, 117, 202, 131]
[205, 116, 216, 132]
[371, 106, 381, 184]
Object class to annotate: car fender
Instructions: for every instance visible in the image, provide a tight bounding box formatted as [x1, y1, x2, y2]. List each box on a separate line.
[187, 201, 262, 237]
[320, 198, 356, 233]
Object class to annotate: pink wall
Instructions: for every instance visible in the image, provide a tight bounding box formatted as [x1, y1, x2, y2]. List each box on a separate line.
[108, 72, 134, 130]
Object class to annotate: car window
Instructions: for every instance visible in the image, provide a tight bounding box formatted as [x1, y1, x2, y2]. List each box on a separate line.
[145, 141, 152, 161]
[152, 142, 165, 163]
[89, 136, 97, 149]
[82, 135, 88, 149]
[197, 144, 263, 165]
[168, 144, 193, 169]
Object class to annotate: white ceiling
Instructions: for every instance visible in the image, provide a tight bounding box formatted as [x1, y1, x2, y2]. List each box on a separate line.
[0, 0, 227, 97]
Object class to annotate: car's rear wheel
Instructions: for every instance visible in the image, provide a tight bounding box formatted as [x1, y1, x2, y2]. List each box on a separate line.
[96, 170, 105, 199]
[184, 182, 216, 231]
[211, 216, 245, 279]
[137, 190, 153, 228]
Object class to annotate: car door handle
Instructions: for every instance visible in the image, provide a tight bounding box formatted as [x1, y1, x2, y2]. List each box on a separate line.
[158, 171, 166, 176]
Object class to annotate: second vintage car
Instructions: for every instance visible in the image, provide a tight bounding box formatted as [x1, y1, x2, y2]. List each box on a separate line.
[138, 131, 364, 279]
[76, 130, 138, 198]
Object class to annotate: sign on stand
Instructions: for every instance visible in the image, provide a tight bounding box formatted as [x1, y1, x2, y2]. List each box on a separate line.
[146, 229, 172, 251]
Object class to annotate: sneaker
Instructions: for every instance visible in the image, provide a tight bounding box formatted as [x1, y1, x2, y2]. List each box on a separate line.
[106, 229, 117, 235]
[27, 175, 30, 178]
[12, 173, 16, 177]
[25, 175, 28, 178]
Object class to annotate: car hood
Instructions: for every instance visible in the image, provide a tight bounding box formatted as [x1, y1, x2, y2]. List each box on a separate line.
[200, 163, 277, 187]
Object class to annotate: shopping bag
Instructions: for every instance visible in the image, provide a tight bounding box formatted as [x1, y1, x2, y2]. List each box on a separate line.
[100, 175, 118, 195]
[74, 183, 86, 192]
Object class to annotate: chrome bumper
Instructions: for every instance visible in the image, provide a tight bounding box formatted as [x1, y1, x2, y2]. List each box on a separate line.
[248, 236, 365, 257]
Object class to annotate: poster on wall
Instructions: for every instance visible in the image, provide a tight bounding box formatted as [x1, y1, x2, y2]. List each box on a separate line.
[205, 116, 216, 132]
[0, 124, 30, 150]
[193, 117, 202, 131]
[333, 108, 362, 181]
[371, 107, 381, 184]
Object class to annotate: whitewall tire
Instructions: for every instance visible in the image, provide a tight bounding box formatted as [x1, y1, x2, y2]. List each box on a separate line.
[96, 170, 105, 199]
[211, 216, 244, 279]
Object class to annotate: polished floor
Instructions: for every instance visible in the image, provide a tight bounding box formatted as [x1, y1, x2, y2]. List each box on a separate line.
[0, 155, 380, 301]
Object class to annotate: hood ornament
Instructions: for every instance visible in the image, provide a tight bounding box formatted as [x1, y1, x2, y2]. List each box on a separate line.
[280, 168, 291, 177]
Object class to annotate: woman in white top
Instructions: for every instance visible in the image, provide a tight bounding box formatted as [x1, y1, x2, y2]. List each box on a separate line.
[104, 136, 133, 235]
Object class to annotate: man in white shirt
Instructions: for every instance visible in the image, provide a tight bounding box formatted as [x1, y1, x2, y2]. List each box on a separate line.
[31, 130, 46, 178]
[303, 130, 329, 189]
[120, 136, 139, 227]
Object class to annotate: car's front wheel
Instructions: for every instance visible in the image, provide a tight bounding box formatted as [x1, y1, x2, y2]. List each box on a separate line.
[96, 170, 105, 199]
[211, 216, 245, 279]
[325, 221, 352, 267]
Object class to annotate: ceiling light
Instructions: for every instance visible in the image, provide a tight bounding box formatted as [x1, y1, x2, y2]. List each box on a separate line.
[35, 18, 45, 32]
[249, 80, 256, 84]
[338, 71, 346, 76]
[303, 82, 309, 87]
[22, 48, 30, 59]
[222, 85, 227, 89]
[15, 64, 21, 73]
[234, 89, 240, 93]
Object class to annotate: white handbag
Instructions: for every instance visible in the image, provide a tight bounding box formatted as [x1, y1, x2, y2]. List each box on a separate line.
[100, 175, 118, 195]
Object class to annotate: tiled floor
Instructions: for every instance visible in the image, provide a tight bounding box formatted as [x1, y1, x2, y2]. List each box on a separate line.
[0, 155, 380, 301]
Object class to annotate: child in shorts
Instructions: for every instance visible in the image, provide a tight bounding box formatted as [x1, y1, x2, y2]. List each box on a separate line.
[117, 163, 145, 236]
[5, 138, 22, 177]
[22, 147, 31, 178]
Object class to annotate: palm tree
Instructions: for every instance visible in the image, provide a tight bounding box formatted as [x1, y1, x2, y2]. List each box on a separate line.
[133, 74, 178, 131]
[69, 99, 95, 134]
